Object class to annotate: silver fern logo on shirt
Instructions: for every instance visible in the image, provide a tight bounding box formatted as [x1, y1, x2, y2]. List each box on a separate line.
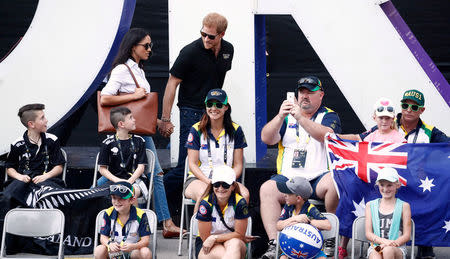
[223, 53, 230, 59]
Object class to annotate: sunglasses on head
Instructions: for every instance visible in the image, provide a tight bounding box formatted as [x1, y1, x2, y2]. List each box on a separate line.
[110, 185, 133, 195]
[137, 42, 153, 50]
[213, 181, 231, 189]
[401, 102, 422, 112]
[206, 101, 225, 109]
[376, 106, 394, 113]
[298, 77, 319, 85]
[200, 30, 219, 40]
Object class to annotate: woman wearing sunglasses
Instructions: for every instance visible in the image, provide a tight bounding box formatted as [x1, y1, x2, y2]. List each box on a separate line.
[185, 89, 249, 211]
[196, 165, 253, 259]
[100, 28, 183, 238]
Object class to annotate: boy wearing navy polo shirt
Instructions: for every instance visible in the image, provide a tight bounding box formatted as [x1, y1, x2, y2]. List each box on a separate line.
[94, 181, 152, 259]
[98, 107, 148, 205]
[275, 177, 331, 259]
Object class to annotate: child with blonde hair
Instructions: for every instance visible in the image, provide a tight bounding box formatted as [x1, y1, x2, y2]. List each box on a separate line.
[339, 98, 405, 143]
[365, 168, 411, 259]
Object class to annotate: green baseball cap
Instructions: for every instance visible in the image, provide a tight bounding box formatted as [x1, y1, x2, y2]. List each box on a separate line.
[401, 89, 425, 106]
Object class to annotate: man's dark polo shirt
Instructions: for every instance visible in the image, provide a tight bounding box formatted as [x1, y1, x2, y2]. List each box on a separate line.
[170, 38, 234, 109]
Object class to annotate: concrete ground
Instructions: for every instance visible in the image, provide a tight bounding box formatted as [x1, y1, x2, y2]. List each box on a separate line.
[155, 231, 450, 259]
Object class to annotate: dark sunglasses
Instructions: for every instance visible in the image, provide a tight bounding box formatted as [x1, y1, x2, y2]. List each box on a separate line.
[213, 181, 231, 189]
[206, 101, 224, 109]
[401, 102, 422, 112]
[137, 42, 153, 50]
[376, 106, 394, 113]
[200, 30, 219, 40]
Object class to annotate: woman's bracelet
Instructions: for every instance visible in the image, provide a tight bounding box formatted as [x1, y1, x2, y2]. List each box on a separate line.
[161, 117, 171, 122]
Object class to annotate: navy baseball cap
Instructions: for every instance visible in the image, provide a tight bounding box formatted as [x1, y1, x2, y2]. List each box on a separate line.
[297, 76, 324, 92]
[205, 88, 228, 105]
[109, 181, 134, 199]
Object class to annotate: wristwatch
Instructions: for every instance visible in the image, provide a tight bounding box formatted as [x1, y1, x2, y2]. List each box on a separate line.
[161, 117, 171, 122]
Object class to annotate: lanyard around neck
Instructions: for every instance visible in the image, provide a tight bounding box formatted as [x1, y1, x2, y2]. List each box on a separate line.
[115, 134, 136, 171]
[206, 132, 228, 170]
[295, 112, 319, 147]
[111, 216, 132, 243]
[24, 135, 49, 174]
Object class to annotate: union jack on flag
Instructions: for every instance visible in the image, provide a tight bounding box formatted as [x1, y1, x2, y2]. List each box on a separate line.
[325, 134, 450, 246]
[327, 136, 408, 185]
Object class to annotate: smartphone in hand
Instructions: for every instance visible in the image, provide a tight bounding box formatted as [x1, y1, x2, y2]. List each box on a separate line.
[286, 92, 295, 103]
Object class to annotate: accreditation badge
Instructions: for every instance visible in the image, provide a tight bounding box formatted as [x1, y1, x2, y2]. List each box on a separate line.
[291, 149, 307, 168]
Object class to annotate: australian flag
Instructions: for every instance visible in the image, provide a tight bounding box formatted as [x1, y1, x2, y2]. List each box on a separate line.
[325, 134, 450, 246]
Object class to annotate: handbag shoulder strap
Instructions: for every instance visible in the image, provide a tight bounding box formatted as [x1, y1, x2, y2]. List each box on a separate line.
[123, 63, 141, 88]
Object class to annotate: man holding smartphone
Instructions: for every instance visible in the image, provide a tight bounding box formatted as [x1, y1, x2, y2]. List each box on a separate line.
[259, 76, 341, 259]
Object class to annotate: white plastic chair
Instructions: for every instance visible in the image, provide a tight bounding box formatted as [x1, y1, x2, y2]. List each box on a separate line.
[0, 208, 65, 259]
[188, 215, 253, 259]
[4, 148, 67, 185]
[94, 208, 157, 259]
[351, 216, 415, 259]
[178, 157, 247, 255]
[275, 212, 339, 259]
[93, 149, 154, 209]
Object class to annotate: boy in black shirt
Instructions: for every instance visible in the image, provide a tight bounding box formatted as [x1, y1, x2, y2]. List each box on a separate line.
[6, 103, 65, 184]
[98, 107, 147, 206]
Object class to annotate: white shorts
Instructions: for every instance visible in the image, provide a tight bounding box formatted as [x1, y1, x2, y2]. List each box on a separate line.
[367, 245, 407, 259]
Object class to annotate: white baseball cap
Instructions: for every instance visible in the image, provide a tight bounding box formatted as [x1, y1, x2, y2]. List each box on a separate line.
[211, 165, 236, 185]
[373, 97, 395, 118]
[376, 168, 399, 183]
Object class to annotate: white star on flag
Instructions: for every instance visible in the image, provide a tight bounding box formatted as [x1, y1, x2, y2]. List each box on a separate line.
[443, 220, 450, 234]
[418, 177, 435, 192]
[352, 198, 366, 217]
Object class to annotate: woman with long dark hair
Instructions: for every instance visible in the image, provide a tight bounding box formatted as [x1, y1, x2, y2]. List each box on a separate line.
[184, 89, 249, 210]
[100, 28, 182, 237]
[196, 165, 254, 259]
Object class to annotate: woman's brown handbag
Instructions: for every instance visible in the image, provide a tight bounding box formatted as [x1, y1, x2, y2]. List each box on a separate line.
[97, 64, 158, 135]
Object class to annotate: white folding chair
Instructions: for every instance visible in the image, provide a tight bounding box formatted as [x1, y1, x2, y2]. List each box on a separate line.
[0, 208, 65, 259]
[351, 216, 415, 259]
[94, 208, 157, 259]
[275, 212, 339, 259]
[4, 148, 67, 185]
[178, 156, 248, 255]
[188, 215, 253, 259]
[178, 157, 195, 255]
